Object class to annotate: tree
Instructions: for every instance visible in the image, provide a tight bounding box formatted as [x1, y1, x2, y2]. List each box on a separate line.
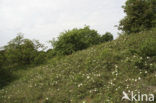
[4, 34, 46, 65]
[100, 32, 113, 42]
[50, 26, 101, 55]
[119, 0, 156, 34]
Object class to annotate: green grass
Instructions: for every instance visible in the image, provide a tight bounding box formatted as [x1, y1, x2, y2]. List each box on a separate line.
[0, 28, 156, 103]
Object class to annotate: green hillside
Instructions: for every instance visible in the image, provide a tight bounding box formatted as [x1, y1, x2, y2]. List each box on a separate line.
[0, 28, 156, 103]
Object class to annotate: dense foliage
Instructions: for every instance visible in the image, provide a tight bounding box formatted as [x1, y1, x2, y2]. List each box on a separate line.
[119, 0, 156, 33]
[50, 26, 113, 55]
[0, 51, 5, 69]
[2, 35, 46, 67]
[0, 28, 156, 103]
[140, 38, 156, 57]
[100, 32, 113, 42]
[0, 0, 156, 102]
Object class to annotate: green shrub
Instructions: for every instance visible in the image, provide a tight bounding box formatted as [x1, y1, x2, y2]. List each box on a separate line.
[50, 26, 114, 56]
[4, 34, 46, 66]
[46, 49, 57, 58]
[51, 26, 101, 55]
[100, 32, 113, 42]
[34, 51, 47, 65]
[0, 53, 4, 69]
[140, 38, 156, 57]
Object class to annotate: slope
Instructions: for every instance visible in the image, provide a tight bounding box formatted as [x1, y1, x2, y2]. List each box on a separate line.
[0, 28, 156, 103]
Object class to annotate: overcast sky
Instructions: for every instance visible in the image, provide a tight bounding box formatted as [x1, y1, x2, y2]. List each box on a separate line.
[0, 0, 126, 47]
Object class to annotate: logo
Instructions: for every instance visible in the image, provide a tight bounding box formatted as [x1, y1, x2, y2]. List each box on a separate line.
[122, 91, 155, 102]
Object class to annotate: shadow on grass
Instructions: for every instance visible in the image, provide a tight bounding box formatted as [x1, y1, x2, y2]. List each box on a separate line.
[0, 68, 17, 89]
[0, 63, 46, 89]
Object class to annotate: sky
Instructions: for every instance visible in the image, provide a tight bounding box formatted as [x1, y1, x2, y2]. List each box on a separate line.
[0, 0, 126, 47]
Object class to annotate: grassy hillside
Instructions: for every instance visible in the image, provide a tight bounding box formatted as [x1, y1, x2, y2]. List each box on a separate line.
[0, 28, 156, 103]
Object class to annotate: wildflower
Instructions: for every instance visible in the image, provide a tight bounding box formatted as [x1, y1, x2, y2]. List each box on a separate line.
[145, 71, 148, 74]
[115, 73, 118, 76]
[87, 76, 90, 79]
[140, 57, 143, 60]
[138, 77, 141, 80]
[89, 90, 92, 93]
[83, 101, 86, 103]
[94, 88, 97, 92]
[97, 74, 101, 77]
[147, 56, 150, 59]
[115, 65, 118, 68]
[115, 88, 118, 91]
[46, 98, 48, 100]
[78, 83, 83, 88]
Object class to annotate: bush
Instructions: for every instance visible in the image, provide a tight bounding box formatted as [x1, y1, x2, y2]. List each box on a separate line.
[0, 52, 4, 69]
[100, 32, 113, 42]
[0, 51, 15, 89]
[51, 26, 101, 55]
[140, 38, 156, 57]
[50, 26, 114, 56]
[46, 49, 57, 58]
[33, 51, 47, 65]
[4, 34, 46, 66]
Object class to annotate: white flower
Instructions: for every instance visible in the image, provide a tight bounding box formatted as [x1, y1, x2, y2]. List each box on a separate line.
[46, 98, 49, 100]
[138, 77, 141, 80]
[115, 73, 118, 76]
[87, 76, 90, 79]
[147, 56, 150, 59]
[83, 101, 86, 103]
[115, 65, 118, 68]
[140, 57, 143, 60]
[94, 88, 97, 92]
[78, 83, 83, 88]
[97, 74, 101, 77]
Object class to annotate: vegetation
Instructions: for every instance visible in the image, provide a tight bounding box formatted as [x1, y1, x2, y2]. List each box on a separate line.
[0, 35, 47, 88]
[100, 32, 113, 42]
[0, 27, 113, 88]
[0, 28, 155, 103]
[0, 0, 156, 102]
[50, 26, 113, 55]
[4, 34, 46, 65]
[119, 0, 156, 33]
